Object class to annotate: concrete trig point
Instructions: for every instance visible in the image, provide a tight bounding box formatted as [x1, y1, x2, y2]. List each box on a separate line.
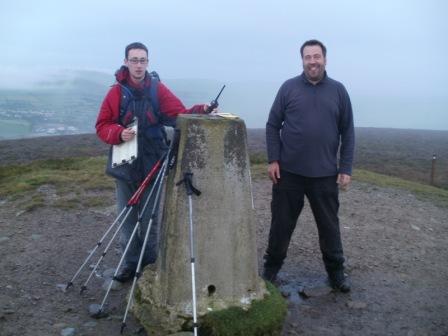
[133, 114, 268, 334]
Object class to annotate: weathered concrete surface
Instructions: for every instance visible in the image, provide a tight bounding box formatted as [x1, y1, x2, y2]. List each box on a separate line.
[133, 115, 267, 334]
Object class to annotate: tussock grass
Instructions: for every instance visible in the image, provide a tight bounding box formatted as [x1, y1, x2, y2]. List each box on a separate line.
[250, 163, 268, 181]
[0, 156, 112, 197]
[250, 163, 448, 208]
[354, 169, 448, 208]
[18, 195, 46, 212]
[250, 152, 268, 165]
[0, 157, 114, 210]
[2, 157, 446, 209]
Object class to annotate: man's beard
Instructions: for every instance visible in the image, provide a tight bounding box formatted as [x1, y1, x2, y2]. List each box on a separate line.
[305, 65, 324, 82]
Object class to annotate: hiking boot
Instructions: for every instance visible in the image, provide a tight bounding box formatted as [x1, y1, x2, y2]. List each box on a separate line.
[262, 267, 279, 283]
[114, 267, 136, 283]
[329, 272, 351, 293]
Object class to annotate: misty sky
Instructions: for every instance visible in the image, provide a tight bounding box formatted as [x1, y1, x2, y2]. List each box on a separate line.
[1, 0, 447, 130]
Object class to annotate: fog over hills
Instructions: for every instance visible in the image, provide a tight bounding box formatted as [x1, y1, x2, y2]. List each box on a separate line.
[0, 69, 447, 140]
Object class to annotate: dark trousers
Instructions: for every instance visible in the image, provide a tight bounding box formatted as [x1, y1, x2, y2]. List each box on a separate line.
[264, 170, 345, 276]
[116, 179, 160, 270]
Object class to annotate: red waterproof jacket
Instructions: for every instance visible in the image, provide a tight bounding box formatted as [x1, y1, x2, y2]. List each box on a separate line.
[96, 68, 205, 145]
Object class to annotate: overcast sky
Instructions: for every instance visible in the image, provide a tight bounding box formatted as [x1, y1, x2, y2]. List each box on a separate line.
[1, 0, 447, 130]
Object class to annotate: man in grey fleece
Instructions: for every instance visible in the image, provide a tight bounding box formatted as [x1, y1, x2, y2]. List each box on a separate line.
[263, 39, 354, 292]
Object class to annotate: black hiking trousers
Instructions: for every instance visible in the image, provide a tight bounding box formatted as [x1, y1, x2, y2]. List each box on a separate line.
[264, 170, 345, 276]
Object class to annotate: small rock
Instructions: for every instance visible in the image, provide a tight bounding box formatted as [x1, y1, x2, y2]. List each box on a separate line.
[6, 285, 13, 289]
[134, 326, 146, 334]
[31, 234, 42, 240]
[61, 327, 76, 336]
[56, 283, 68, 292]
[0, 237, 10, 243]
[280, 290, 291, 298]
[346, 300, 367, 309]
[16, 210, 26, 217]
[3, 308, 15, 315]
[298, 286, 332, 298]
[410, 225, 420, 231]
[88, 303, 108, 319]
[53, 323, 67, 329]
[83, 321, 97, 328]
[102, 278, 123, 292]
[102, 268, 116, 279]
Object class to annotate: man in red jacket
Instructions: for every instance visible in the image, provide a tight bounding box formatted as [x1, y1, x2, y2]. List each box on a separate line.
[96, 42, 209, 282]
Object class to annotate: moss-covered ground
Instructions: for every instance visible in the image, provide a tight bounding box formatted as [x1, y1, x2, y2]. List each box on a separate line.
[194, 282, 287, 336]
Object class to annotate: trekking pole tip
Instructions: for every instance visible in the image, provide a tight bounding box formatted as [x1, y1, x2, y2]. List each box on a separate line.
[65, 282, 73, 291]
[79, 285, 87, 295]
[120, 322, 126, 334]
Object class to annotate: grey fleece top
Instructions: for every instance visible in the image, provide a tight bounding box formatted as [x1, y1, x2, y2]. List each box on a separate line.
[266, 72, 355, 177]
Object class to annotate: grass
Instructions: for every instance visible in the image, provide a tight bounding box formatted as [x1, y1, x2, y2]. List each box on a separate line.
[250, 152, 268, 165]
[353, 169, 448, 208]
[1, 155, 446, 210]
[0, 156, 114, 210]
[18, 194, 46, 212]
[250, 162, 448, 208]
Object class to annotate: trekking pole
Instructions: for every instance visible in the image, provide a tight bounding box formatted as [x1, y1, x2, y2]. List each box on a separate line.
[65, 154, 165, 292]
[119, 130, 181, 332]
[65, 206, 127, 291]
[176, 172, 201, 336]
[79, 153, 168, 295]
[96, 157, 168, 315]
[120, 153, 171, 334]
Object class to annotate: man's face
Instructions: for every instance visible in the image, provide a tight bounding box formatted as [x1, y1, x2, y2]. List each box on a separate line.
[302, 45, 326, 83]
[125, 49, 149, 83]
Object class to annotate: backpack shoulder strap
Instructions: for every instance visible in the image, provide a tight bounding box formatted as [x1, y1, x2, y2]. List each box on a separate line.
[148, 71, 160, 118]
[117, 84, 134, 125]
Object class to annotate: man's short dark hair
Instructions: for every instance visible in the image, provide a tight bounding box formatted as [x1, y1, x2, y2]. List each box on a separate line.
[125, 42, 148, 59]
[300, 39, 327, 58]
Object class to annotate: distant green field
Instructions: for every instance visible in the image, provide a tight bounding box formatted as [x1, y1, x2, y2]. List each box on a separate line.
[0, 119, 32, 139]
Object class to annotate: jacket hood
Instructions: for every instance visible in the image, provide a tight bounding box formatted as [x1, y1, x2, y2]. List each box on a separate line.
[115, 66, 130, 84]
[114, 66, 150, 86]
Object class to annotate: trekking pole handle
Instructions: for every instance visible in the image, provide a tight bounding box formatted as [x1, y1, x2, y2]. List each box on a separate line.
[168, 129, 181, 170]
[128, 154, 166, 206]
[176, 172, 201, 196]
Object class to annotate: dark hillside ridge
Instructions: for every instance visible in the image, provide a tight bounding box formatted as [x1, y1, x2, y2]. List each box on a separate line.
[0, 133, 108, 165]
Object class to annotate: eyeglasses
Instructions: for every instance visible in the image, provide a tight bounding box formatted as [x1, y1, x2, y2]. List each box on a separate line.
[128, 58, 148, 65]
